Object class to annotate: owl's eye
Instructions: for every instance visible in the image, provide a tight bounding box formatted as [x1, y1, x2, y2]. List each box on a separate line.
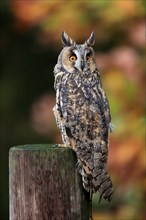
[69, 55, 77, 62]
[86, 54, 91, 61]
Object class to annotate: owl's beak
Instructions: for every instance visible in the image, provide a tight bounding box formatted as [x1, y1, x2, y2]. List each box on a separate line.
[81, 61, 85, 71]
[75, 59, 87, 72]
[80, 60, 88, 72]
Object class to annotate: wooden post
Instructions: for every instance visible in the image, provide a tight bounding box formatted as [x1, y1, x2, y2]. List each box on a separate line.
[9, 144, 90, 220]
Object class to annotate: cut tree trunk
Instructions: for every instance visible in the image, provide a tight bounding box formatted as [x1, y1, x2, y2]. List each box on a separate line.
[9, 144, 90, 220]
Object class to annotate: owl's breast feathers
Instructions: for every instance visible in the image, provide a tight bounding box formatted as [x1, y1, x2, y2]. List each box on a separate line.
[54, 68, 111, 135]
[54, 68, 111, 143]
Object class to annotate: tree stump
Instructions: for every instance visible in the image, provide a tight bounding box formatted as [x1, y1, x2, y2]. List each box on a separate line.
[9, 144, 90, 220]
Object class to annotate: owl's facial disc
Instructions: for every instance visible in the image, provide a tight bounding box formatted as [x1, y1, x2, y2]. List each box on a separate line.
[61, 45, 96, 74]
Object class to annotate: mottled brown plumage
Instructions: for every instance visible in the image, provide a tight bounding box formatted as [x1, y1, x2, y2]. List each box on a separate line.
[53, 32, 114, 211]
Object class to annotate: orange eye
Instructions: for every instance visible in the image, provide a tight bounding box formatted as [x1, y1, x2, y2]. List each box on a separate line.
[69, 55, 77, 62]
[86, 55, 91, 61]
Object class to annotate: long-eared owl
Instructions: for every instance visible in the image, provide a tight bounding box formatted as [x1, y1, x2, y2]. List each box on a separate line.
[53, 32, 114, 204]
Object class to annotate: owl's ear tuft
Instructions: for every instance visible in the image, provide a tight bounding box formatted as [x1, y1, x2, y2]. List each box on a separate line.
[61, 32, 76, 47]
[85, 32, 95, 47]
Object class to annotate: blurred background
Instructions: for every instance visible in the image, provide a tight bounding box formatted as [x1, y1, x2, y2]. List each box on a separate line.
[0, 1, 145, 219]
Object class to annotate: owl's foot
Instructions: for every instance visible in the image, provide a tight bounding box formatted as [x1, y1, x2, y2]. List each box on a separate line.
[75, 159, 82, 175]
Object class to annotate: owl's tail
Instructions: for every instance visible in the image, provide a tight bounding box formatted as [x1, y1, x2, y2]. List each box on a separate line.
[94, 168, 114, 203]
[78, 160, 114, 203]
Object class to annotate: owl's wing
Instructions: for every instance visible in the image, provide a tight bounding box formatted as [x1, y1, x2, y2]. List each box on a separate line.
[102, 91, 115, 132]
[97, 74, 113, 132]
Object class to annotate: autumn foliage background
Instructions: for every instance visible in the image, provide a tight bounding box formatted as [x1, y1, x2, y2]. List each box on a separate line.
[0, 1, 145, 220]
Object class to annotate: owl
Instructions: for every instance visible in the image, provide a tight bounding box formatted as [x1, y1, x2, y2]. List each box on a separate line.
[53, 32, 114, 211]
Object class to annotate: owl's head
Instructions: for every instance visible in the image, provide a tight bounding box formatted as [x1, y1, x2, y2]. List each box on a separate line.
[57, 32, 97, 75]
